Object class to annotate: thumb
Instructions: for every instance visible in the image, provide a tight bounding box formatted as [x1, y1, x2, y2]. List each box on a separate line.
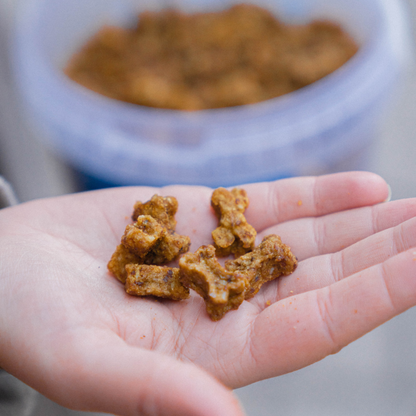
[39, 332, 246, 416]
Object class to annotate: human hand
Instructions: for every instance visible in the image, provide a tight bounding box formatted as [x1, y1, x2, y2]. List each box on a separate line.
[1, 172, 416, 416]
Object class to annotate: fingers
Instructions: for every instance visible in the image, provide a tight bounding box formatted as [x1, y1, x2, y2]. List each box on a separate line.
[293, 214, 416, 298]
[245, 171, 389, 231]
[256, 213, 416, 303]
[7, 172, 388, 257]
[170, 171, 389, 249]
[247, 247, 416, 382]
[38, 332, 245, 416]
[266, 198, 416, 261]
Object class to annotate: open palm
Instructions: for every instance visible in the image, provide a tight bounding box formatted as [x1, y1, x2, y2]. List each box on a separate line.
[1, 171, 416, 416]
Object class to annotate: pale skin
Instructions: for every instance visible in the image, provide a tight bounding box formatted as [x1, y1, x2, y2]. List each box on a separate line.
[1, 171, 416, 416]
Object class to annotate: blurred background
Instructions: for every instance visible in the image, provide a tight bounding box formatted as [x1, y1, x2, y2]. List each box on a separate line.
[1, 0, 416, 415]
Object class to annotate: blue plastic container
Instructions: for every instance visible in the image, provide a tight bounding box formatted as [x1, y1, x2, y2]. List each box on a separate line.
[13, 0, 412, 187]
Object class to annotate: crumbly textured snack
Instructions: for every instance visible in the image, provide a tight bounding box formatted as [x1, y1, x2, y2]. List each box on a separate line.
[65, 4, 358, 110]
[107, 190, 298, 321]
[211, 187, 256, 257]
[179, 245, 249, 321]
[107, 194, 190, 296]
[225, 234, 298, 299]
[130, 195, 190, 263]
[125, 264, 190, 300]
[144, 232, 192, 265]
[132, 194, 178, 231]
[108, 243, 142, 283]
[122, 215, 166, 257]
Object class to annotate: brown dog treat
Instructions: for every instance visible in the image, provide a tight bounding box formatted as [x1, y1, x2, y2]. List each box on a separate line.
[66, 5, 357, 110]
[211, 187, 256, 257]
[108, 195, 191, 286]
[121, 215, 166, 257]
[145, 231, 191, 265]
[107, 244, 142, 283]
[179, 245, 249, 321]
[125, 264, 190, 300]
[225, 234, 298, 299]
[132, 194, 178, 231]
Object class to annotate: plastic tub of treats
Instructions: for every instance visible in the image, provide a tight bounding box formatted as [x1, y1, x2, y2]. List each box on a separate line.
[13, 0, 412, 187]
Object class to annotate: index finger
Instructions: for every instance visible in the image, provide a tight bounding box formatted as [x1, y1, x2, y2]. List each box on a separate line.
[244, 171, 389, 231]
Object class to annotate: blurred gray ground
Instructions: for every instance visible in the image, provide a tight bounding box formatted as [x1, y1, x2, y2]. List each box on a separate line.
[1, 0, 416, 415]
